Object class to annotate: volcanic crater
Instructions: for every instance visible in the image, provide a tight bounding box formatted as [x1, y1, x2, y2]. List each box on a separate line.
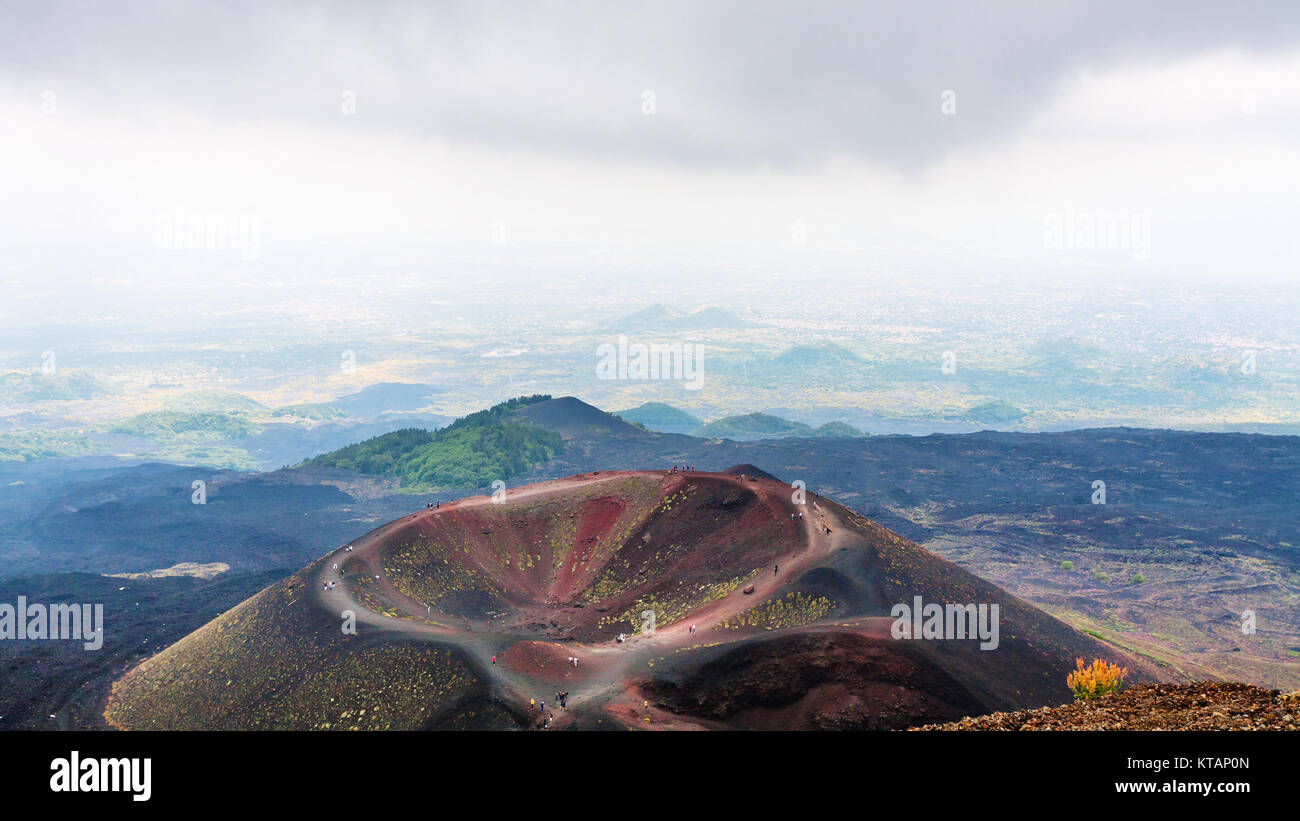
[105, 466, 1160, 731]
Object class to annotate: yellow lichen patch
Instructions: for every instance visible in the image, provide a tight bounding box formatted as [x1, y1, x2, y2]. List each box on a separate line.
[714, 592, 834, 631]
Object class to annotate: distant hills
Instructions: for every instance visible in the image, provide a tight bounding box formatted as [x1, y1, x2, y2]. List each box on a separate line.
[583, 399, 868, 441]
[330, 382, 443, 417]
[163, 390, 266, 415]
[0, 427, 107, 461]
[955, 400, 1027, 424]
[272, 403, 347, 421]
[723, 343, 873, 390]
[148, 383, 443, 421]
[768, 342, 864, 371]
[111, 410, 263, 440]
[0, 371, 112, 402]
[613, 402, 702, 433]
[693, 412, 865, 441]
[604, 303, 753, 332]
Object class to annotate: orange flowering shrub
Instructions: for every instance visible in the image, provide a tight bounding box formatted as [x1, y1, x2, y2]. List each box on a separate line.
[1067, 657, 1127, 700]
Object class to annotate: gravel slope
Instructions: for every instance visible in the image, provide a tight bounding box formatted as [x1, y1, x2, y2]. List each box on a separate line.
[914, 683, 1300, 730]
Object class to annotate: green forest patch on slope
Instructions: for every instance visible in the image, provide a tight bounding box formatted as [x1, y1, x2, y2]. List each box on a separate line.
[304, 395, 561, 490]
[111, 410, 264, 440]
[0, 428, 109, 461]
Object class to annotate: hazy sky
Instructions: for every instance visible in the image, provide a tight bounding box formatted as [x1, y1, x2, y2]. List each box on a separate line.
[2, 0, 1299, 295]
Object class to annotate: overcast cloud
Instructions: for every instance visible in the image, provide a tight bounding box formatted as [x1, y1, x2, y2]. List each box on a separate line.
[4, 0, 1299, 167]
[2, 1, 1298, 292]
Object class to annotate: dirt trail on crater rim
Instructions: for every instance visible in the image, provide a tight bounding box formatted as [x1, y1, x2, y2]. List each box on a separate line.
[105, 466, 1164, 731]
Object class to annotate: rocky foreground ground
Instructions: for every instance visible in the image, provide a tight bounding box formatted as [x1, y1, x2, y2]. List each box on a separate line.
[914, 683, 1300, 731]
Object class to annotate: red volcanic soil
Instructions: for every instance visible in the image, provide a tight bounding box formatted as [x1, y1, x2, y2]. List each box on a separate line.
[499, 641, 596, 686]
[106, 467, 1168, 731]
[553, 495, 628, 599]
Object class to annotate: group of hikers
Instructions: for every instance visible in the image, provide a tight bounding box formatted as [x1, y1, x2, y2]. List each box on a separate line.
[322, 554, 353, 591]
[425, 501, 441, 509]
[528, 689, 573, 729]
[669, 464, 697, 472]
